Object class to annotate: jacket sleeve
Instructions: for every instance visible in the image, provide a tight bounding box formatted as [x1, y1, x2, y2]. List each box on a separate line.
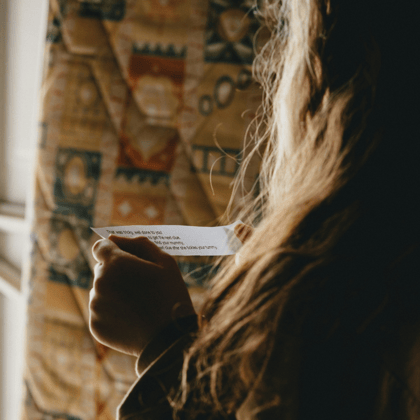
[117, 315, 198, 420]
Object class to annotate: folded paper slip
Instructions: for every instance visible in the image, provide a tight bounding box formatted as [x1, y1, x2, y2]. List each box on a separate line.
[91, 221, 244, 256]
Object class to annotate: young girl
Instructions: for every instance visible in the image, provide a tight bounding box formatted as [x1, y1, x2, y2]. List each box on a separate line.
[89, 0, 420, 418]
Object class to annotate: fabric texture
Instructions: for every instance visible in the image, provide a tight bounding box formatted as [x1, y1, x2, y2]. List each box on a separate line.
[22, 1, 261, 419]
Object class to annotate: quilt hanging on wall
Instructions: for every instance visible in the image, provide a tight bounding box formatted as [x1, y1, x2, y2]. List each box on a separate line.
[22, 1, 262, 418]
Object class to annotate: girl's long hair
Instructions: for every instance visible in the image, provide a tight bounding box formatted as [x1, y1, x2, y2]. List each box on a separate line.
[175, 0, 420, 418]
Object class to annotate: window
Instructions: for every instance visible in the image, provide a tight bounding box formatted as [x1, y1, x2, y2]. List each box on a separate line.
[0, 0, 48, 417]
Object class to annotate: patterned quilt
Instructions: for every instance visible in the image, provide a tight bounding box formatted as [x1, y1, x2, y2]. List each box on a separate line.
[22, 1, 261, 418]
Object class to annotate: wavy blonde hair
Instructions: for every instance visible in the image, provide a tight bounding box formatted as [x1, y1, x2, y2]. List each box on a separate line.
[176, 0, 420, 418]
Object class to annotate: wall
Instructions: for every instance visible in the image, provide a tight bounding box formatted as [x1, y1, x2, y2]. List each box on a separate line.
[0, 0, 48, 418]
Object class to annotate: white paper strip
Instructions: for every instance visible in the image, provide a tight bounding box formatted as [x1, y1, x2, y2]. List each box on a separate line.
[91, 221, 244, 256]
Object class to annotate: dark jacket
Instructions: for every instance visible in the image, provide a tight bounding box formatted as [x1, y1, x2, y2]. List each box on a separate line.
[117, 315, 420, 420]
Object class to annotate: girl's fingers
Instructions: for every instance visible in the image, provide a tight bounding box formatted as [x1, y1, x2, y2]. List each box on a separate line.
[234, 224, 253, 244]
[92, 239, 121, 263]
[109, 235, 173, 266]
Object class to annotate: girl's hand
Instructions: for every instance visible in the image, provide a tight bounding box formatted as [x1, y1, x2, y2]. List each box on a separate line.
[234, 223, 253, 244]
[234, 223, 253, 266]
[89, 235, 195, 357]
